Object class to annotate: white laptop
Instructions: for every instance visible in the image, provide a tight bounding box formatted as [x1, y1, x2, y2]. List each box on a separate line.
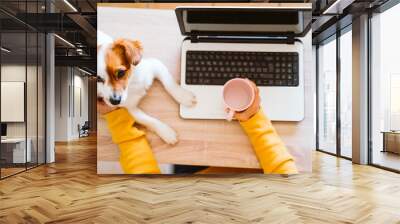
[176, 6, 312, 121]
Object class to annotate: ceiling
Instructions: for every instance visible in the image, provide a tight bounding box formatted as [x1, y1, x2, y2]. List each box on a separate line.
[0, 0, 395, 73]
[0, 0, 97, 73]
[311, 0, 393, 44]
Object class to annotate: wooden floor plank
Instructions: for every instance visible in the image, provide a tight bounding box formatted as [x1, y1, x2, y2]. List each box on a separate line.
[0, 135, 399, 223]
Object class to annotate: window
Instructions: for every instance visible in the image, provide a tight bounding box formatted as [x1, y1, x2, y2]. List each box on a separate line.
[370, 2, 400, 171]
[317, 36, 337, 154]
[390, 74, 400, 130]
[316, 26, 353, 159]
[339, 28, 352, 158]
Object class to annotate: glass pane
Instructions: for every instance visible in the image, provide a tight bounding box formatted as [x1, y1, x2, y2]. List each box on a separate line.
[38, 33, 45, 165]
[340, 29, 352, 158]
[0, 1, 46, 178]
[318, 37, 337, 154]
[1, 30, 27, 177]
[26, 0, 39, 170]
[27, 31, 38, 169]
[371, 3, 400, 171]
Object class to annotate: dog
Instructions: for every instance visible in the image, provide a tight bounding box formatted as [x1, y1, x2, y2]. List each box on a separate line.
[97, 31, 196, 144]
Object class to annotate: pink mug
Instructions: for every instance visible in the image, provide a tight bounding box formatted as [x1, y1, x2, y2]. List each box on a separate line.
[223, 78, 255, 121]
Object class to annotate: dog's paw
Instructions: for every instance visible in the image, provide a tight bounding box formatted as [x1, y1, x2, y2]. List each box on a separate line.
[174, 87, 197, 107]
[156, 123, 178, 145]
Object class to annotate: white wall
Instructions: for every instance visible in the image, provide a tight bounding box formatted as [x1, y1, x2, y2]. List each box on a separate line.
[71, 73, 89, 139]
[55, 66, 70, 141]
[54, 67, 89, 141]
[1, 65, 26, 138]
[1, 65, 40, 138]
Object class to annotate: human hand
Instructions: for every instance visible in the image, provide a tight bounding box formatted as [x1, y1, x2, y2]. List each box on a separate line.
[97, 98, 117, 115]
[234, 80, 261, 122]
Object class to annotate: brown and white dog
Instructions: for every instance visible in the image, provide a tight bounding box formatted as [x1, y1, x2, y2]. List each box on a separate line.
[97, 31, 196, 144]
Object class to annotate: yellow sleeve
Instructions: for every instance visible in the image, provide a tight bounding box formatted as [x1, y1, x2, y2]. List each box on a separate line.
[103, 108, 161, 174]
[239, 109, 298, 174]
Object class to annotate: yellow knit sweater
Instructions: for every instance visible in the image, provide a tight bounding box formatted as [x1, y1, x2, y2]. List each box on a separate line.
[104, 108, 297, 174]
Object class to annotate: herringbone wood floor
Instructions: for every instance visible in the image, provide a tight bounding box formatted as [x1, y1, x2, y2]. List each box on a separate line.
[1, 135, 399, 224]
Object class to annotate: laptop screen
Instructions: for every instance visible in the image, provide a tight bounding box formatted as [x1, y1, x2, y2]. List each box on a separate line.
[187, 11, 299, 25]
[176, 6, 312, 36]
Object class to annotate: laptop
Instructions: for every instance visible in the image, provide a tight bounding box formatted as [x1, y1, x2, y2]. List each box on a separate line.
[176, 6, 312, 121]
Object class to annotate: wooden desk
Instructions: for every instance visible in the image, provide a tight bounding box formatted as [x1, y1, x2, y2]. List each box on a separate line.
[381, 131, 400, 154]
[1, 138, 31, 164]
[97, 3, 314, 174]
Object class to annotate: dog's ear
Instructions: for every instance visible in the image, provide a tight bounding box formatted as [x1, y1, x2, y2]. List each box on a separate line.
[129, 40, 143, 65]
[113, 39, 143, 67]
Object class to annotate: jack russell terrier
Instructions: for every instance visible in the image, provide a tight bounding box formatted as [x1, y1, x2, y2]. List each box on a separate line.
[97, 31, 196, 144]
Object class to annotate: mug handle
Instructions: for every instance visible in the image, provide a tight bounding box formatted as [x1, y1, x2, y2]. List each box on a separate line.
[226, 108, 235, 121]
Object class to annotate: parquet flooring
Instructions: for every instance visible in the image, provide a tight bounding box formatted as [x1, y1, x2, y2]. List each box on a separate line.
[1, 135, 400, 223]
[1, 167, 26, 178]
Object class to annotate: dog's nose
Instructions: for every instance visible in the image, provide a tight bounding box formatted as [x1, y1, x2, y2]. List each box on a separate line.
[109, 95, 121, 105]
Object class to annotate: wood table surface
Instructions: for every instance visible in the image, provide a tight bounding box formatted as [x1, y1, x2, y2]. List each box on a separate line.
[97, 3, 314, 174]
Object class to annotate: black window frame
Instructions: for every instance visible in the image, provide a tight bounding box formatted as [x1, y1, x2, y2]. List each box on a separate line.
[315, 0, 400, 173]
[0, 0, 48, 180]
[315, 23, 352, 161]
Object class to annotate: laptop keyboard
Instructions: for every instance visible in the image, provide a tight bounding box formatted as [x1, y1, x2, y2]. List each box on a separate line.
[185, 51, 299, 86]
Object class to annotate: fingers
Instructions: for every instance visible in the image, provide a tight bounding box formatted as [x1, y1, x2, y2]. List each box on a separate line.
[246, 79, 259, 94]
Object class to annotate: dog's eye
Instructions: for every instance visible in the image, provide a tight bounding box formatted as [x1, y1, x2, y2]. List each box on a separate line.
[115, 69, 125, 79]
